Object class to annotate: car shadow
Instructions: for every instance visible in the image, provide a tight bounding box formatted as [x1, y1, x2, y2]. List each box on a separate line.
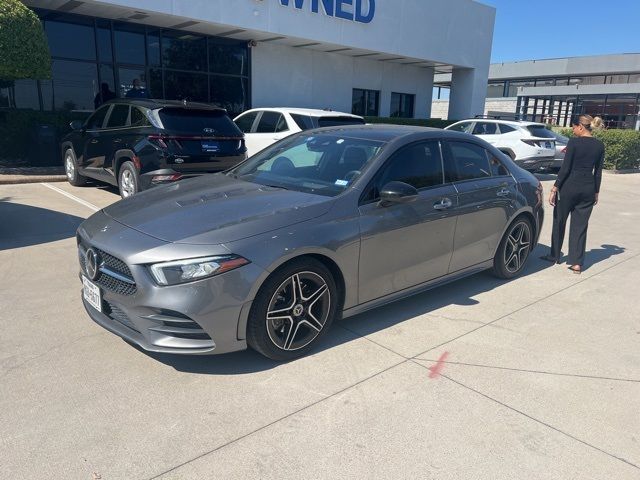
[142, 242, 571, 375]
[0, 198, 84, 250]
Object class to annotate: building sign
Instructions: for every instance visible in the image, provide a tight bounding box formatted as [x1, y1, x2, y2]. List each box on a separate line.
[278, 0, 376, 24]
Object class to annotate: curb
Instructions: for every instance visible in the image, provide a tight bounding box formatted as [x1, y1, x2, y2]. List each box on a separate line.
[0, 175, 67, 185]
[603, 169, 640, 175]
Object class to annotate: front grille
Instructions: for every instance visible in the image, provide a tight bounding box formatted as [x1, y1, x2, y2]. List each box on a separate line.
[78, 240, 137, 296]
[103, 302, 140, 333]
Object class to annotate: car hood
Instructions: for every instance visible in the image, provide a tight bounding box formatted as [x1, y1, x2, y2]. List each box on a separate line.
[102, 174, 334, 244]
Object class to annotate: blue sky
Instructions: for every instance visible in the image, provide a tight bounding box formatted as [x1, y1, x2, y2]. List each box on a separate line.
[481, 0, 640, 63]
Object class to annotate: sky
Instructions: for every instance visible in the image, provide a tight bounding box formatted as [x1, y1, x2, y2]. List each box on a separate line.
[480, 0, 640, 63]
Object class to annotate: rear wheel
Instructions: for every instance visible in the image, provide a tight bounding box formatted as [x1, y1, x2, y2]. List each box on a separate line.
[492, 217, 533, 279]
[64, 148, 87, 186]
[247, 258, 338, 361]
[118, 161, 140, 198]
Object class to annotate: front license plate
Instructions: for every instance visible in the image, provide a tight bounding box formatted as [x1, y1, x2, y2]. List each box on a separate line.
[201, 141, 219, 153]
[82, 276, 102, 312]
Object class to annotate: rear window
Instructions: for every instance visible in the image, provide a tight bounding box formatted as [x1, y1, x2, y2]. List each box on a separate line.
[526, 126, 556, 139]
[291, 114, 314, 130]
[158, 108, 242, 136]
[317, 116, 365, 128]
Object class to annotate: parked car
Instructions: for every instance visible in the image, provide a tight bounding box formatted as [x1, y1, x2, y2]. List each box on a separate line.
[77, 125, 543, 361]
[234, 107, 364, 156]
[445, 118, 556, 171]
[61, 99, 247, 198]
[548, 130, 569, 172]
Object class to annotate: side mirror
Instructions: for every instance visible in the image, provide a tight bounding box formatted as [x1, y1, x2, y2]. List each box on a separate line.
[379, 181, 419, 207]
[69, 120, 84, 131]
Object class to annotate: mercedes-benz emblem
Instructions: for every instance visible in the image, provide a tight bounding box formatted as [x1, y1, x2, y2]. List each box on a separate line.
[85, 248, 100, 281]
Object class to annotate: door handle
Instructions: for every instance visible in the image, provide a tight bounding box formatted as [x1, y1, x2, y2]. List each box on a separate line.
[433, 197, 453, 210]
[496, 188, 510, 197]
[90, 139, 99, 144]
[113, 138, 122, 144]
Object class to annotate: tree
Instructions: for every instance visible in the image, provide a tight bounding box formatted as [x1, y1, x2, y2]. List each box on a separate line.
[0, 0, 51, 81]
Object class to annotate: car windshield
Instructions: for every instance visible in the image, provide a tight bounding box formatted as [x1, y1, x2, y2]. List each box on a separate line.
[229, 133, 385, 197]
[526, 125, 556, 139]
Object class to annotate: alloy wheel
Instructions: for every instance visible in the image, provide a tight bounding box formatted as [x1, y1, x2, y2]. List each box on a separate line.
[504, 221, 531, 274]
[266, 271, 331, 351]
[65, 152, 75, 180]
[120, 169, 135, 197]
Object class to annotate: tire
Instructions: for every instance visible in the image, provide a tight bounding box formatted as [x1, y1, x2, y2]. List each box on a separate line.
[247, 258, 339, 362]
[492, 217, 533, 279]
[64, 148, 87, 187]
[500, 149, 516, 161]
[118, 161, 140, 198]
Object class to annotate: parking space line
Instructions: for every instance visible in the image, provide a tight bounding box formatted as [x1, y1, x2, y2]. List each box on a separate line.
[40, 183, 99, 212]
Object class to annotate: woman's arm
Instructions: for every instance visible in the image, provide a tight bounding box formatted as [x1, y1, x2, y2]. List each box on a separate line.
[594, 148, 604, 194]
[554, 138, 575, 191]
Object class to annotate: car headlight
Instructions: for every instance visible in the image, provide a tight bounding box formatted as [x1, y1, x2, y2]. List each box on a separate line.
[149, 255, 250, 286]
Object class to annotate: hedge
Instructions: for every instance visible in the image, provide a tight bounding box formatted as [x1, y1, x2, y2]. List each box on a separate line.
[557, 128, 640, 170]
[364, 116, 456, 129]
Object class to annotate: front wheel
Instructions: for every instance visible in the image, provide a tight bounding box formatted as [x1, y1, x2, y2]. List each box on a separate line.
[118, 161, 140, 198]
[492, 218, 533, 279]
[247, 258, 339, 361]
[64, 148, 87, 186]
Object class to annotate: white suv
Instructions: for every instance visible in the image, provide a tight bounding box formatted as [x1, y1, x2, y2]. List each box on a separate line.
[234, 108, 364, 157]
[445, 118, 556, 171]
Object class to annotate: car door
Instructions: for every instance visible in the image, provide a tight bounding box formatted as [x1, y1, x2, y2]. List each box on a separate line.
[234, 110, 260, 156]
[81, 104, 112, 175]
[472, 121, 500, 146]
[358, 140, 458, 304]
[101, 104, 131, 180]
[249, 111, 290, 155]
[446, 121, 474, 134]
[443, 140, 518, 273]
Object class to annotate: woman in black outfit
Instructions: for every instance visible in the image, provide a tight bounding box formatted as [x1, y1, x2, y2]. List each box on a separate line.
[541, 115, 605, 274]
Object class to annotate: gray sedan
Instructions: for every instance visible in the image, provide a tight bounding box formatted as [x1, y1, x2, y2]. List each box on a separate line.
[77, 125, 544, 361]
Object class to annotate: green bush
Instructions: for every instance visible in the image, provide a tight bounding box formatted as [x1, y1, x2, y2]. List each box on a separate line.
[364, 116, 456, 129]
[0, 0, 51, 81]
[556, 128, 640, 170]
[0, 109, 90, 164]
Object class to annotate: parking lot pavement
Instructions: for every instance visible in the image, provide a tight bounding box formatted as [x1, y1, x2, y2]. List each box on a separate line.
[1, 176, 639, 480]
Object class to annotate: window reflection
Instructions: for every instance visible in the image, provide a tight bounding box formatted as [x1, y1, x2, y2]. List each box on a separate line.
[210, 75, 248, 116]
[96, 20, 113, 63]
[147, 31, 161, 66]
[165, 71, 208, 102]
[114, 23, 146, 65]
[45, 19, 96, 61]
[162, 32, 207, 71]
[119, 68, 149, 98]
[209, 40, 248, 75]
[51, 60, 98, 111]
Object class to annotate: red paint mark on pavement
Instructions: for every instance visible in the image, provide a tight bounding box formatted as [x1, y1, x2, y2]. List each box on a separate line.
[428, 351, 450, 379]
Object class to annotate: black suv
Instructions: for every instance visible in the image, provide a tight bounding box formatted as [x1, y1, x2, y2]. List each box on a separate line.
[61, 99, 247, 197]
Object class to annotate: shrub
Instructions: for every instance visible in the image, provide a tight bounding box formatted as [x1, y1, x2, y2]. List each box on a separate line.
[556, 128, 640, 170]
[364, 116, 456, 129]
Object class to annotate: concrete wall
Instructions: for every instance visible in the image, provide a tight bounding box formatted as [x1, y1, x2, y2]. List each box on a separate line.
[432, 98, 518, 120]
[251, 43, 434, 117]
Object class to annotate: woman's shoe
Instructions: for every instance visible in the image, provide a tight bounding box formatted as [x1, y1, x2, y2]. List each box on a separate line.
[568, 265, 582, 274]
[540, 255, 560, 264]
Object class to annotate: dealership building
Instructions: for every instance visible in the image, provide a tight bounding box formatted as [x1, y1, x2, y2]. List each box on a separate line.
[3, 0, 495, 119]
[433, 53, 640, 129]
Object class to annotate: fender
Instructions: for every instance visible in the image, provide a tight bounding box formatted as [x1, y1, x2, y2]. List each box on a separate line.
[112, 149, 138, 177]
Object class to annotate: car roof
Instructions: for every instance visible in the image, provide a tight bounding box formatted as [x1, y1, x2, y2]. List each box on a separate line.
[452, 118, 546, 127]
[293, 124, 472, 142]
[236, 107, 363, 119]
[103, 98, 227, 112]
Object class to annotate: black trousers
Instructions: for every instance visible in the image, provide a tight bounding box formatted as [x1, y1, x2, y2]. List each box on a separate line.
[550, 174, 596, 266]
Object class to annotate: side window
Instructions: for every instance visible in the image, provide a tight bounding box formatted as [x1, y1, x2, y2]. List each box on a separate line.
[106, 105, 130, 128]
[130, 107, 150, 127]
[444, 142, 491, 182]
[86, 105, 110, 130]
[448, 122, 472, 133]
[377, 141, 444, 192]
[488, 152, 510, 176]
[235, 111, 258, 133]
[472, 122, 498, 135]
[275, 114, 289, 133]
[256, 111, 283, 133]
[291, 114, 314, 130]
[498, 124, 516, 134]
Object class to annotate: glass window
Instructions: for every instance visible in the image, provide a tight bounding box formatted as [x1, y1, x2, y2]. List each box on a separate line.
[445, 142, 491, 182]
[535, 78, 555, 87]
[158, 108, 242, 136]
[486, 82, 505, 98]
[0, 80, 40, 110]
[147, 30, 161, 66]
[51, 60, 98, 111]
[114, 23, 146, 65]
[120, 68, 149, 99]
[275, 115, 289, 133]
[106, 105, 130, 128]
[96, 20, 113, 63]
[473, 122, 498, 135]
[256, 112, 283, 133]
[526, 126, 556, 138]
[165, 71, 208, 102]
[235, 111, 259, 133]
[390, 92, 415, 118]
[162, 31, 207, 71]
[86, 105, 111, 129]
[498, 124, 516, 134]
[628, 74, 640, 84]
[318, 116, 365, 128]
[210, 75, 249, 117]
[130, 107, 150, 127]
[95, 65, 116, 109]
[378, 141, 444, 191]
[506, 80, 535, 97]
[447, 122, 472, 133]
[45, 19, 96, 61]
[149, 69, 162, 98]
[488, 153, 509, 176]
[352, 88, 380, 116]
[209, 40, 248, 76]
[291, 114, 314, 130]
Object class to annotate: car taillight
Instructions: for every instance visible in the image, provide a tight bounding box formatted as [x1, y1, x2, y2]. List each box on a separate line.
[148, 135, 168, 149]
[521, 139, 540, 147]
[151, 173, 182, 183]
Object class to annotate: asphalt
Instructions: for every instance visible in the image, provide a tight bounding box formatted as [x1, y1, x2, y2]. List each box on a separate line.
[0, 175, 639, 480]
